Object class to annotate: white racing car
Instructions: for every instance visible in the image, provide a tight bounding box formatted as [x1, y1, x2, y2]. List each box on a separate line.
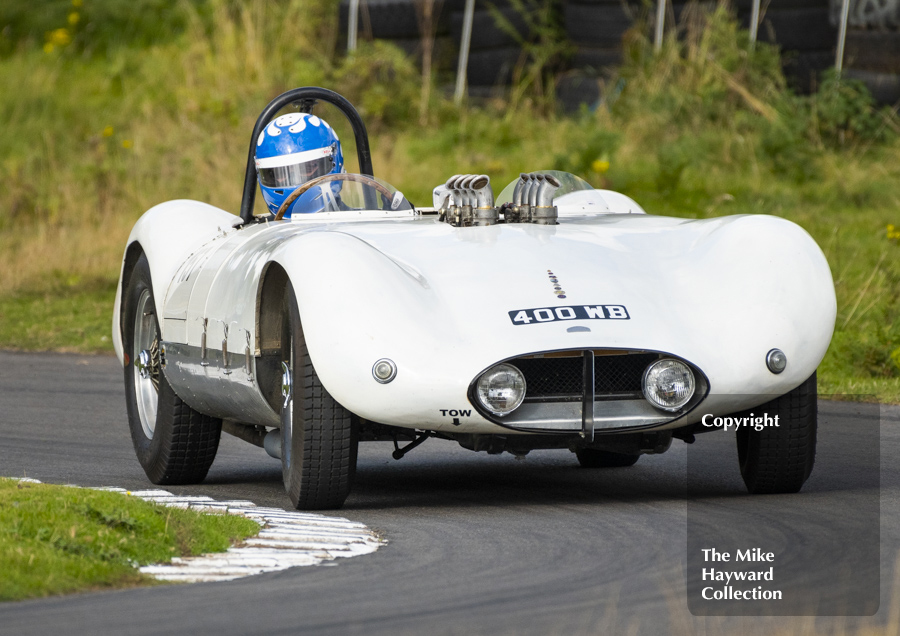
[113, 87, 836, 509]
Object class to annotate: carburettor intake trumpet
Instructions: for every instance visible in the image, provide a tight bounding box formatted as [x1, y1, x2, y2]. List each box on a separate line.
[435, 173, 497, 227]
[434, 172, 560, 227]
[506, 172, 560, 225]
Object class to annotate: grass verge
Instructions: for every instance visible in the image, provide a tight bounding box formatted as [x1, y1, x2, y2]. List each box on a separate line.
[0, 278, 116, 353]
[0, 478, 260, 602]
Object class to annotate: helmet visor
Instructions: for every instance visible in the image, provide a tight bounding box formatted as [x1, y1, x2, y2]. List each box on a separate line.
[258, 156, 335, 188]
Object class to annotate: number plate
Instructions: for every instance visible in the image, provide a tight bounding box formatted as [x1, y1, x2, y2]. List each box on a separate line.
[508, 305, 630, 326]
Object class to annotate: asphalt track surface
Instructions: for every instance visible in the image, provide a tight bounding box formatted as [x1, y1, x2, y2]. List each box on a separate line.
[0, 351, 897, 635]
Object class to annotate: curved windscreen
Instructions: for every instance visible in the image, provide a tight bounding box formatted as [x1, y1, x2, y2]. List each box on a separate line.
[286, 175, 413, 217]
[495, 171, 594, 206]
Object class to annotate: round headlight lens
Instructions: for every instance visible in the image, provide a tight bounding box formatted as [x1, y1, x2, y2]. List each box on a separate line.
[476, 363, 526, 417]
[642, 359, 695, 412]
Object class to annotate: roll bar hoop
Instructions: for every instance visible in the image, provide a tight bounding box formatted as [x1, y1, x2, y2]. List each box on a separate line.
[239, 87, 374, 224]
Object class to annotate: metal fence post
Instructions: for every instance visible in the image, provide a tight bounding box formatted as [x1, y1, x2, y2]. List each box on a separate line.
[654, 0, 666, 51]
[749, 0, 761, 47]
[455, 0, 476, 104]
[835, 0, 851, 74]
[348, 0, 360, 52]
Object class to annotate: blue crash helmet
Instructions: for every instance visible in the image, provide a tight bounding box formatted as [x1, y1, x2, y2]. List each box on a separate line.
[255, 113, 344, 216]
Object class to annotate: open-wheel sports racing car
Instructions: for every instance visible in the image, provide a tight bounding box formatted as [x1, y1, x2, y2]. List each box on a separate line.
[113, 87, 836, 509]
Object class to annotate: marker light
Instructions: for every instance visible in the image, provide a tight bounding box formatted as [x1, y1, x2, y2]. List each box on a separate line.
[476, 363, 527, 417]
[372, 358, 397, 384]
[642, 359, 695, 412]
[766, 349, 787, 374]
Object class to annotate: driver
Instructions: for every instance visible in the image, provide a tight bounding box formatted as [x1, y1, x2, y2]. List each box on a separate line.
[255, 113, 344, 217]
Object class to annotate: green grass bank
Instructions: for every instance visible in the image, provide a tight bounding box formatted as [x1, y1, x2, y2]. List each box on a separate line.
[0, 478, 260, 601]
[0, 1, 898, 402]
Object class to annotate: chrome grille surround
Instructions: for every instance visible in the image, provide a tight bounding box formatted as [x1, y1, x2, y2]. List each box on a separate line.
[468, 349, 708, 435]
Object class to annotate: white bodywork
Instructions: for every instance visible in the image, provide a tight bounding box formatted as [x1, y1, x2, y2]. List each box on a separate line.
[113, 187, 836, 436]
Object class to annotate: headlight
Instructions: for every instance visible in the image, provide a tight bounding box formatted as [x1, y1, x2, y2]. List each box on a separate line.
[642, 358, 695, 412]
[476, 363, 526, 416]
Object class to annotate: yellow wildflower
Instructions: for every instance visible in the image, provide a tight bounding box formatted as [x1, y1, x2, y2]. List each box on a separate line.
[122, 139, 133, 149]
[591, 159, 610, 174]
[102, 126, 114, 137]
[49, 28, 71, 47]
[68, 12, 80, 25]
[43, 42, 55, 54]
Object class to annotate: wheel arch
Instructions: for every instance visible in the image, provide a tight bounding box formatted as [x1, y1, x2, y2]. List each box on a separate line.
[113, 240, 147, 364]
[255, 261, 291, 415]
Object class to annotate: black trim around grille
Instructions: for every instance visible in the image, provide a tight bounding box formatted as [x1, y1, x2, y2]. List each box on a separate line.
[514, 352, 659, 402]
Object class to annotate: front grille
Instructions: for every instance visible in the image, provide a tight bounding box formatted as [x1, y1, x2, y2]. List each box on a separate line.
[515, 351, 659, 401]
[595, 352, 658, 396]
[515, 356, 582, 398]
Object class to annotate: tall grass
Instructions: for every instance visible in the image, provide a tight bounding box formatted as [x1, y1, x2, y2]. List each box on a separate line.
[0, 0, 897, 398]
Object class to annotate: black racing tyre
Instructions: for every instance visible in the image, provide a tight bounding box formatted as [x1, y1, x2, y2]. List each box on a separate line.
[782, 49, 833, 94]
[281, 285, 358, 510]
[341, 0, 420, 39]
[736, 372, 817, 494]
[844, 69, 900, 106]
[122, 254, 221, 485]
[450, 6, 531, 50]
[572, 46, 623, 71]
[845, 31, 900, 74]
[565, 3, 634, 48]
[753, 8, 836, 52]
[466, 47, 522, 86]
[734, 0, 829, 10]
[575, 448, 640, 468]
[556, 71, 604, 112]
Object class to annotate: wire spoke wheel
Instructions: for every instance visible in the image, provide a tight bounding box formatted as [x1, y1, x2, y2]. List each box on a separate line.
[123, 254, 222, 485]
[133, 289, 160, 439]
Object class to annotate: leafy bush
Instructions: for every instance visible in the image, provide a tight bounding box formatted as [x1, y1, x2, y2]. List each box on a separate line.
[814, 70, 893, 145]
[0, 0, 207, 56]
[332, 41, 420, 130]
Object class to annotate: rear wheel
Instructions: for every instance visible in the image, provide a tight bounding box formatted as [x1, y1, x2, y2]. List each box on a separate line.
[736, 372, 817, 494]
[281, 286, 357, 510]
[575, 449, 640, 468]
[123, 254, 222, 484]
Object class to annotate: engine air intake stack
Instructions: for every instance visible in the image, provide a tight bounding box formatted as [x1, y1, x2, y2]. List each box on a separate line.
[437, 174, 497, 227]
[437, 172, 560, 227]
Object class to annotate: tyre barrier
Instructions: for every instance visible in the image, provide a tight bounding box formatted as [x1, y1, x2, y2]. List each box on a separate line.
[337, 0, 896, 104]
[844, 30, 900, 104]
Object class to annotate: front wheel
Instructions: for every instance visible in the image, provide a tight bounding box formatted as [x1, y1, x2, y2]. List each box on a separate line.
[122, 254, 222, 484]
[736, 372, 817, 494]
[280, 285, 357, 510]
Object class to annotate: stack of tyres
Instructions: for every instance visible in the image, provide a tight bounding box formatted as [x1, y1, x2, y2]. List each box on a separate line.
[735, 0, 837, 93]
[338, 0, 467, 64]
[449, 1, 532, 88]
[564, 0, 639, 73]
[558, 0, 642, 111]
[841, 30, 900, 104]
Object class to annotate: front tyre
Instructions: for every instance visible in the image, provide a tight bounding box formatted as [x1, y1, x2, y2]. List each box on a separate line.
[123, 254, 222, 484]
[281, 285, 357, 510]
[736, 372, 817, 494]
